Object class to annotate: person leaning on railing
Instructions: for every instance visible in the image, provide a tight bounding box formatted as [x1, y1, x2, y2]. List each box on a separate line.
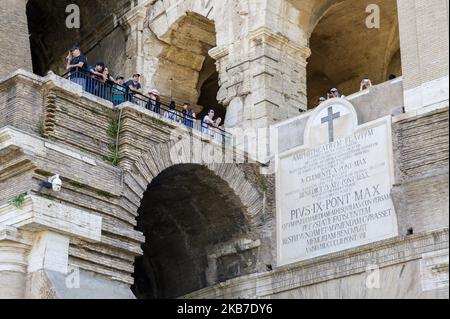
[164, 101, 182, 122]
[87, 62, 106, 96]
[112, 76, 127, 106]
[146, 89, 161, 114]
[125, 73, 142, 104]
[181, 102, 196, 128]
[202, 109, 222, 137]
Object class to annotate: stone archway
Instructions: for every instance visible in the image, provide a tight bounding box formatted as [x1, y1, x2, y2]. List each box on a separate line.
[123, 138, 267, 299]
[145, 12, 220, 113]
[305, 0, 402, 108]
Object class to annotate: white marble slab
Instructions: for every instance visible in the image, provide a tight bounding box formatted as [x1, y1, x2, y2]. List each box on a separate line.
[276, 99, 398, 266]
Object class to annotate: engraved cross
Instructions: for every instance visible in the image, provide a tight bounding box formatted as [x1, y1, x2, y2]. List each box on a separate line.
[321, 107, 341, 143]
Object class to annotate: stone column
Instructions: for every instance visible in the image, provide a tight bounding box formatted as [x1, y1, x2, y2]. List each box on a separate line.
[0, 0, 32, 78]
[397, 0, 449, 112]
[0, 195, 102, 299]
[121, 8, 147, 86]
[25, 231, 71, 299]
[212, 0, 311, 131]
[210, 0, 310, 161]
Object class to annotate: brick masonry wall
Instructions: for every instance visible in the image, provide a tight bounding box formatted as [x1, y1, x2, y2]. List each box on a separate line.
[0, 76, 43, 135]
[0, 0, 32, 78]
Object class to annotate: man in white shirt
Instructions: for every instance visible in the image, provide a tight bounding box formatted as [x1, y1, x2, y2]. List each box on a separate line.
[202, 109, 221, 136]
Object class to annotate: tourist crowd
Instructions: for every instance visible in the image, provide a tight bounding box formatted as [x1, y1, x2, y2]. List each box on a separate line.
[67, 46, 399, 130]
[66, 46, 224, 135]
[315, 74, 397, 107]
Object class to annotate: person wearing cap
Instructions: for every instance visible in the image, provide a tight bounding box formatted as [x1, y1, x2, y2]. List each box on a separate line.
[66, 46, 88, 89]
[146, 89, 161, 114]
[112, 76, 127, 106]
[329, 87, 345, 99]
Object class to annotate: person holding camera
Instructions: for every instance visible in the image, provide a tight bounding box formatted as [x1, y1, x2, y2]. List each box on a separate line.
[66, 46, 88, 89]
[360, 77, 373, 91]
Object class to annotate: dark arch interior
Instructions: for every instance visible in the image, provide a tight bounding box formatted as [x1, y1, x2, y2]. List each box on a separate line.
[132, 164, 253, 299]
[197, 56, 224, 120]
[306, 0, 402, 108]
[155, 12, 224, 119]
[26, 0, 132, 76]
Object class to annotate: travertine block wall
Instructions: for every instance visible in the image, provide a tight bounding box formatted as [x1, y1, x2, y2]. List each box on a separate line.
[392, 107, 449, 236]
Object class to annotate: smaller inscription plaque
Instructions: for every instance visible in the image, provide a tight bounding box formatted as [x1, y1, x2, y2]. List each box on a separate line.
[276, 99, 398, 266]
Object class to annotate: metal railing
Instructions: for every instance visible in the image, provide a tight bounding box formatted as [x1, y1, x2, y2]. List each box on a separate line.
[63, 68, 232, 145]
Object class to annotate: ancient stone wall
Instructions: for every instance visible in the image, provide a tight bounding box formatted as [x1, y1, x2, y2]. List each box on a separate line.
[0, 70, 269, 298]
[0, 0, 448, 300]
[0, 0, 32, 78]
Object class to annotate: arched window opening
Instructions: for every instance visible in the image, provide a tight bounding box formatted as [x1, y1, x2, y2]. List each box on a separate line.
[132, 164, 257, 299]
[306, 0, 402, 109]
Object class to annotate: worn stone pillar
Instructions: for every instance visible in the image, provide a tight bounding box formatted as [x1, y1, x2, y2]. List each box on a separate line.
[210, 0, 310, 160]
[121, 8, 147, 86]
[0, 195, 103, 299]
[397, 0, 449, 112]
[0, 0, 32, 78]
[212, 0, 310, 131]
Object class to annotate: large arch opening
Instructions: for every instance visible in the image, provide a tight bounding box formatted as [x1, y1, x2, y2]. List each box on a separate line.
[132, 164, 258, 299]
[151, 12, 224, 117]
[306, 0, 402, 108]
[26, 0, 131, 76]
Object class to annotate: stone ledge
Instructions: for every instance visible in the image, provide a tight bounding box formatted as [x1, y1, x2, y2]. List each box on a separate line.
[0, 68, 115, 110]
[393, 104, 449, 123]
[185, 228, 449, 299]
[0, 225, 33, 247]
[0, 126, 124, 198]
[0, 126, 98, 167]
[0, 195, 102, 243]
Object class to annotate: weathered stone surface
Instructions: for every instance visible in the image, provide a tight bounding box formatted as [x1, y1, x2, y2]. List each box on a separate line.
[0, 0, 448, 300]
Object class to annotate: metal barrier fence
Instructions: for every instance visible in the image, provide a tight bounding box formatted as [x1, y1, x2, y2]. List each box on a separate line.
[64, 69, 232, 145]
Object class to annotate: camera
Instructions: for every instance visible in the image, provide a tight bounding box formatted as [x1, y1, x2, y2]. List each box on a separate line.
[39, 174, 63, 193]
